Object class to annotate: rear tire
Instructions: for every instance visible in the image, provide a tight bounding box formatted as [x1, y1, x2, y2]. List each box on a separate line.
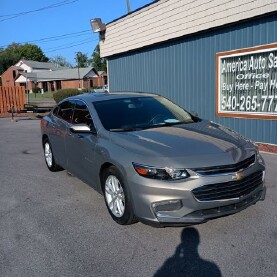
[102, 166, 137, 225]
[43, 138, 63, 172]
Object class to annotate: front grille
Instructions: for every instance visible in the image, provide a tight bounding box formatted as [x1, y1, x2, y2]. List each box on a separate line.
[191, 154, 255, 175]
[187, 189, 263, 218]
[192, 171, 263, 201]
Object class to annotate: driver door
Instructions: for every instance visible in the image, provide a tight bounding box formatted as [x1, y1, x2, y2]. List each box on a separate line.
[66, 100, 98, 184]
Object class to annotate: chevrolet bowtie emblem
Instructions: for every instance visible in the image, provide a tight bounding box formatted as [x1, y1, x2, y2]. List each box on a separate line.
[232, 171, 244, 180]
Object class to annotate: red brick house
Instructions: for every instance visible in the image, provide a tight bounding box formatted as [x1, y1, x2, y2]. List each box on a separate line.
[93, 71, 108, 87]
[1, 60, 107, 92]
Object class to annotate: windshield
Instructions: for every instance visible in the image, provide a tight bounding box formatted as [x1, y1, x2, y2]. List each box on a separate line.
[93, 96, 195, 131]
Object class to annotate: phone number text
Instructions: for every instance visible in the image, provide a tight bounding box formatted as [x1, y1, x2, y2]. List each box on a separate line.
[221, 95, 277, 112]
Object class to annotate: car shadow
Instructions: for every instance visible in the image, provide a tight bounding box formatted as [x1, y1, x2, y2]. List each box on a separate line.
[154, 227, 222, 277]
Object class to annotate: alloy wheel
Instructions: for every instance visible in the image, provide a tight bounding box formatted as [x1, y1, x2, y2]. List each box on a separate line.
[105, 175, 125, 217]
[44, 142, 53, 168]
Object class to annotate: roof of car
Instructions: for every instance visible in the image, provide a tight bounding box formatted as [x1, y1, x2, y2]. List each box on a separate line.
[71, 92, 160, 102]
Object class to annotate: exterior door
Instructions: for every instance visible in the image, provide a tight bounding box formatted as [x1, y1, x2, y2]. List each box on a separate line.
[50, 100, 75, 168]
[66, 100, 98, 184]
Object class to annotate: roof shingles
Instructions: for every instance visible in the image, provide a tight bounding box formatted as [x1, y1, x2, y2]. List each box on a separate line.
[19, 67, 97, 82]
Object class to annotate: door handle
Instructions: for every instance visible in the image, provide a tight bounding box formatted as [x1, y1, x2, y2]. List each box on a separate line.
[68, 133, 83, 138]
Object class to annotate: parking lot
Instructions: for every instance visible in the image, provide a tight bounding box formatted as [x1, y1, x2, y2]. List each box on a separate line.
[0, 116, 276, 277]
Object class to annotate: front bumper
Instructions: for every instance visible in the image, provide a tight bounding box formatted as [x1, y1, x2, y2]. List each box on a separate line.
[128, 162, 266, 226]
[156, 186, 266, 226]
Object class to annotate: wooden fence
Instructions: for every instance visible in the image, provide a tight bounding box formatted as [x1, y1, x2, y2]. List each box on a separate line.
[0, 86, 26, 114]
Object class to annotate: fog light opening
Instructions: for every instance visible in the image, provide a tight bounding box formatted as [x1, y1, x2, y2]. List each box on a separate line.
[152, 200, 182, 213]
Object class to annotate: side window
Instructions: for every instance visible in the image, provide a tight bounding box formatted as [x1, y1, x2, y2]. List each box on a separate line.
[72, 100, 93, 127]
[52, 106, 59, 116]
[57, 100, 75, 123]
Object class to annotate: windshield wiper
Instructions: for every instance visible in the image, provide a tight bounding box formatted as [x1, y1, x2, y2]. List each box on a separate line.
[151, 120, 194, 127]
[109, 127, 144, 132]
[109, 120, 194, 132]
[166, 120, 193, 125]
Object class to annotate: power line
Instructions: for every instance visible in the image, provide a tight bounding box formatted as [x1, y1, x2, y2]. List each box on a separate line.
[0, 0, 79, 22]
[44, 40, 96, 53]
[35, 33, 93, 44]
[43, 38, 97, 51]
[0, 30, 94, 48]
[0, 28, 98, 56]
[0, 0, 77, 17]
[30, 30, 92, 43]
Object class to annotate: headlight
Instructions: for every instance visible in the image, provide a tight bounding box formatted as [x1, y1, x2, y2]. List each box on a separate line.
[132, 163, 190, 180]
[256, 150, 264, 164]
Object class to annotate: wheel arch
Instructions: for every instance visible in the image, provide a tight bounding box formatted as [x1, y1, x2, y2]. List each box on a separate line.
[42, 134, 49, 146]
[99, 162, 114, 193]
[99, 161, 129, 194]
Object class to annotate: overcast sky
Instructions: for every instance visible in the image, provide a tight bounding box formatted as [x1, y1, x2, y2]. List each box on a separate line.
[1, 0, 152, 65]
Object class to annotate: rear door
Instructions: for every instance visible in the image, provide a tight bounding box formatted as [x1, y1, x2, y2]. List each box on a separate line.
[50, 100, 75, 168]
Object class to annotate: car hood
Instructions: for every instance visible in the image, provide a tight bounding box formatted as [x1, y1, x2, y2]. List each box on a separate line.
[109, 121, 254, 167]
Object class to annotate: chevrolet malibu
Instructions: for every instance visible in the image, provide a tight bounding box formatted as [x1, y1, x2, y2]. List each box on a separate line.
[41, 92, 266, 226]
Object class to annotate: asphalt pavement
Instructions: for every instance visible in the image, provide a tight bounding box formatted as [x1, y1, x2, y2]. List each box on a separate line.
[0, 117, 276, 277]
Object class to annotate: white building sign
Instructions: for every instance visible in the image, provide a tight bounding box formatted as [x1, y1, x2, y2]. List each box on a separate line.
[216, 43, 277, 119]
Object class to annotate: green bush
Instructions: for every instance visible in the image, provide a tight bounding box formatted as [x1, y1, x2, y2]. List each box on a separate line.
[32, 87, 41, 94]
[53, 88, 86, 103]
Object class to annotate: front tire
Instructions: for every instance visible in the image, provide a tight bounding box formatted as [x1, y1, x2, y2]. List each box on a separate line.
[43, 138, 62, 172]
[102, 166, 137, 225]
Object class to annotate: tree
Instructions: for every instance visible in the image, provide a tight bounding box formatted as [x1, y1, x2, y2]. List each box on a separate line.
[0, 44, 21, 74]
[75, 52, 89, 68]
[18, 43, 49, 62]
[0, 43, 49, 74]
[49, 55, 72, 68]
[0, 49, 19, 75]
[90, 44, 107, 72]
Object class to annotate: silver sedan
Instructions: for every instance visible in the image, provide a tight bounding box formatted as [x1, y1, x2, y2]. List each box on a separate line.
[41, 92, 266, 226]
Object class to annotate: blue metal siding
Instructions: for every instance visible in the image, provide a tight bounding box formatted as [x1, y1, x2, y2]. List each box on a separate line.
[108, 14, 277, 144]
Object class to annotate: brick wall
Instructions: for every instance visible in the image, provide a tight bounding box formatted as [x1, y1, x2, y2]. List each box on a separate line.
[61, 80, 82, 89]
[61, 78, 100, 89]
[1, 67, 17, 86]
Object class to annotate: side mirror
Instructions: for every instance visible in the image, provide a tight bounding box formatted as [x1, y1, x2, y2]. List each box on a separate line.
[70, 124, 97, 135]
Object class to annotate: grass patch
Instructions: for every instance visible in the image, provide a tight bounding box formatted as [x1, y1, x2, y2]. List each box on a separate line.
[28, 92, 54, 99]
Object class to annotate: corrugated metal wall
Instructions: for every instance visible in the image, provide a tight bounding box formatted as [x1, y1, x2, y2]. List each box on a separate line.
[108, 13, 277, 144]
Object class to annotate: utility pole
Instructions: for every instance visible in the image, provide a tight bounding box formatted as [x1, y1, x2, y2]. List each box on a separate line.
[126, 0, 131, 13]
[25, 73, 29, 104]
[76, 52, 81, 89]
